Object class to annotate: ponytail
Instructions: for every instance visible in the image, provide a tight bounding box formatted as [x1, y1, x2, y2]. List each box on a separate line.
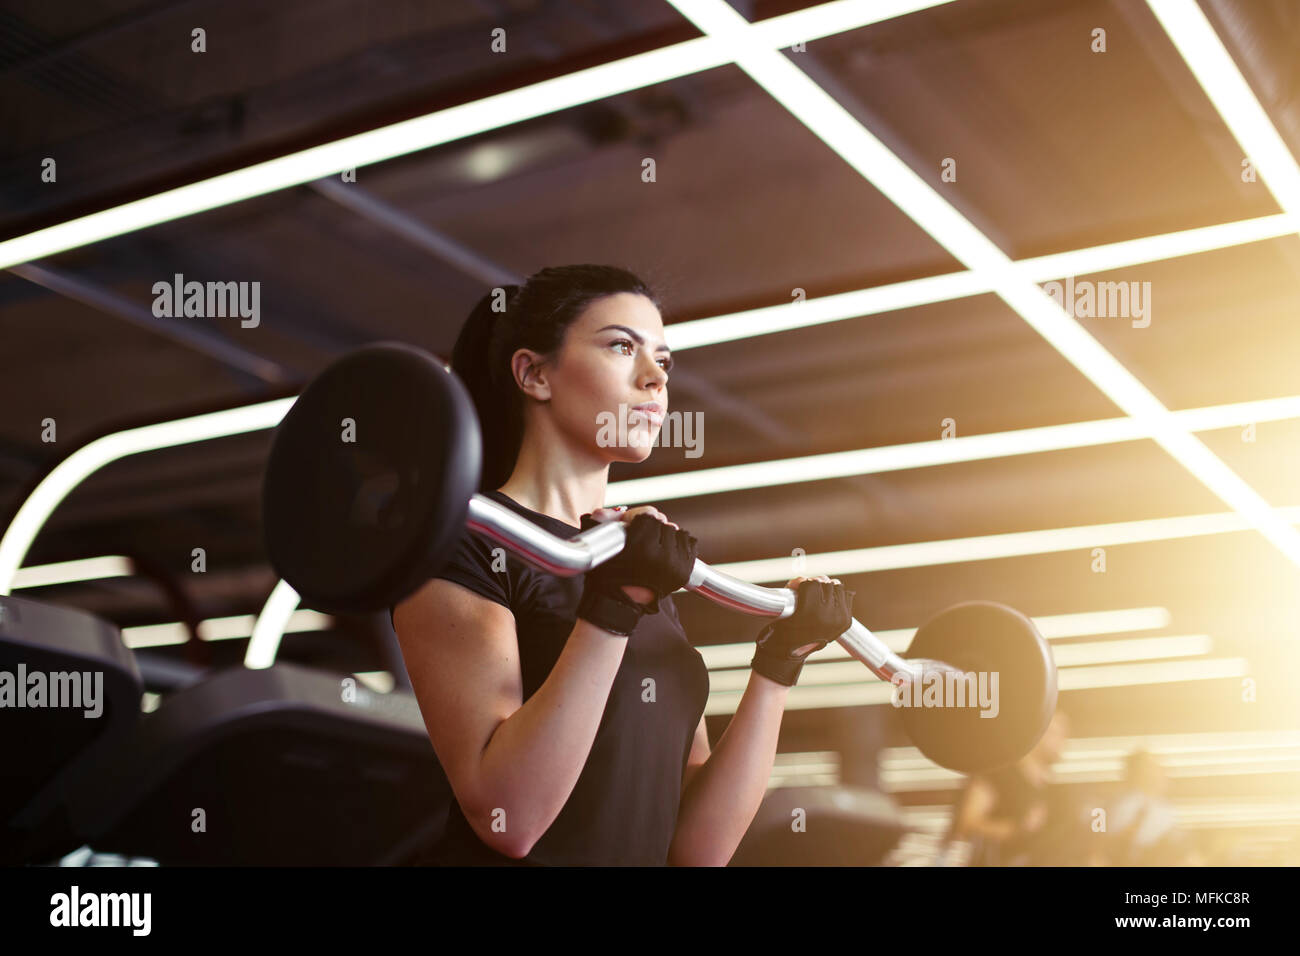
[451, 284, 522, 493]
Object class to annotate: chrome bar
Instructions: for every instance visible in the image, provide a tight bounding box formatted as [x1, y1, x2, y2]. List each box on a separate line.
[465, 493, 926, 684]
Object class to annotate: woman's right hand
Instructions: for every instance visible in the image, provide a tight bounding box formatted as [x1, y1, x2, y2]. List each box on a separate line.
[580, 506, 697, 608]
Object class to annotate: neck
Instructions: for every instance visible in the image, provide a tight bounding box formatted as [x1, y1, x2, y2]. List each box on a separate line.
[495, 414, 611, 528]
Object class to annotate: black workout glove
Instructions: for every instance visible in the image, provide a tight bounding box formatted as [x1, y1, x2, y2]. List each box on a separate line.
[751, 579, 855, 686]
[575, 512, 698, 637]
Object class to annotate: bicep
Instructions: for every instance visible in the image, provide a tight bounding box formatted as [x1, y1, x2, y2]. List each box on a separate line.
[681, 714, 710, 795]
[392, 577, 522, 818]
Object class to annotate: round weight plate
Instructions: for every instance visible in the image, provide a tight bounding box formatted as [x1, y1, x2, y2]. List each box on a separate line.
[899, 601, 1057, 774]
[262, 343, 481, 615]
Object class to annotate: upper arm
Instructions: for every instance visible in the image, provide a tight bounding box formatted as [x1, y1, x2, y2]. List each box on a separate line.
[392, 577, 523, 830]
[681, 714, 710, 795]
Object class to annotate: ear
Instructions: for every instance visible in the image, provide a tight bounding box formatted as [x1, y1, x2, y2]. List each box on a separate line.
[509, 348, 552, 401]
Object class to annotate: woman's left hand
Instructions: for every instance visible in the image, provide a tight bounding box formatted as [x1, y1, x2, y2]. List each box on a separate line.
[750, 575, 855, 687]
[782, 575, 853, 656]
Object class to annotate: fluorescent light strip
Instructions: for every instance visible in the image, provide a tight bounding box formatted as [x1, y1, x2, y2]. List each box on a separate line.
[885, 760, 1300, 791]
[0, 398, 294, 596]
[666, 213, 1300, 351]
[609, 393, 1300, 503]
[200, 609, 331, 641]
[120, 608, 333, 650]
[353, 671, 396, 694]
[702, 657, 1249, 715]
[708, 634, 1211, 693]
[120, 622, 190, 650]
[880, 730, 1300, 787]
[1148, 0, 1300, 215]
[1050, 634, 1211, 667]
[246, 578, 304, 669]
[767, 750, 842, 788]
[773, 750, 841, 769]
[0, 1, 952, 270]
[697, 606, 1172, 669]
[665, 212, 1300, 348]
[701, 625, 915, 670]
[884, 756, 1300, 783]
[0, 40, 724, 269]
[668, 0, 1300, 570]
[1013, 212, 1299, 287]
[900, 801, 1300, 829]
[1033, 606, 1173, 639]
[10, 555, 133, 589]
[882, 729, 1300, 766]
[768, 774, 840, 789]
[710, 506, 1300, 584]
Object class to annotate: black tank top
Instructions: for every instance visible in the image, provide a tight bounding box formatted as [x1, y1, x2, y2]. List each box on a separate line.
[397, 490, 711, 866]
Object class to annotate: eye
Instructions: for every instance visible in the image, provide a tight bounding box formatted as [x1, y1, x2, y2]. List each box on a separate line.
[612, 338, 673, 372]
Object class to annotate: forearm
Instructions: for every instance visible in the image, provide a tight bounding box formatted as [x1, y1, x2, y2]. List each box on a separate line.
[468, 619, 626, 856]
[668, 670, 790, 866]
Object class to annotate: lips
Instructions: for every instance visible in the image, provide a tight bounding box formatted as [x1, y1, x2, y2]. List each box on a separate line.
[631, 403, 664, 426]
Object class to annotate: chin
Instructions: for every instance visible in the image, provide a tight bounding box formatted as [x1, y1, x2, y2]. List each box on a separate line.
[616, 434, 658, 463]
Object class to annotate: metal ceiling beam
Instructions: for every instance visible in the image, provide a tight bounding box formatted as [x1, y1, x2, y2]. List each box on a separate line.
[10, 262, 291, 390]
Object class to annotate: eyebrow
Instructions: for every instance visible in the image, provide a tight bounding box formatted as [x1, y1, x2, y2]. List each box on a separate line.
[597, 324, 671, 353]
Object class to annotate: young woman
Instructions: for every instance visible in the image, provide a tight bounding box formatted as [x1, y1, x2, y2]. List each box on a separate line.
[392, 264, 855, 866]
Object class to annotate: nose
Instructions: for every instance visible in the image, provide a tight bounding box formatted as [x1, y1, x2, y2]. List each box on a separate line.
[639, 355, 667, 392]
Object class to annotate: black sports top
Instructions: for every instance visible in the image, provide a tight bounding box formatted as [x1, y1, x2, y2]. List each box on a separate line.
[397, 490, 711, 866]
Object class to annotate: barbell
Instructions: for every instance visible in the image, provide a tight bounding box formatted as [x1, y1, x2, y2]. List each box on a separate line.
[261, 342, 1057, 773]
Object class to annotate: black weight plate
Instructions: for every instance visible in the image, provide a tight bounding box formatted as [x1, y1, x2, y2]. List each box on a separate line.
[899, 601, 1057, 774]
[262, 343, 481, 614]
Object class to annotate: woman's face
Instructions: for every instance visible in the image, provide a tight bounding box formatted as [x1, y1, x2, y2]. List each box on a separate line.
[528, 292, 672, 465]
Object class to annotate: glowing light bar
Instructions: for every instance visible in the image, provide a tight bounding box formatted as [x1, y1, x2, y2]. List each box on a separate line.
[900, 800, 1300, 829]
[120, 608, 333, 650]
[1148, 0, 1300, 216]
[10, 555, 133, 589]
[697, 606, 1173, 669]
[246, 579, 305, 669]
[609, 394, 1300, 504]
[768, 750, 841, 789]
[1033, 606, 1172, 639]
[706, 634, 1211, 693]
[882, 730, 1300, 789]
[702, 657, 1250, 715]
[1051, 634, 1211, 668]
[353, 671, 396, 694]
[200, 609, 331, 641]
[119, 622, 189, 650]
[666, 212, 1300, 350]
[0, 0, 953, 271]
[709, 507, 1300, 584]
[0, 398, 294, 596]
